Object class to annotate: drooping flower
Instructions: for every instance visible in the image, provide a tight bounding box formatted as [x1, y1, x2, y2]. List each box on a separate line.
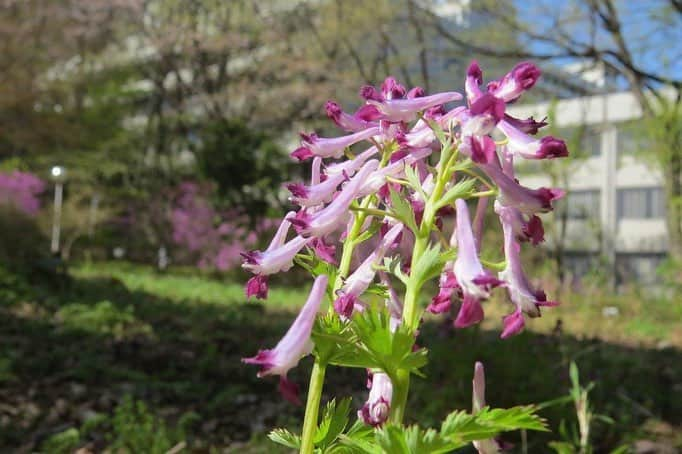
[325, 100, 379, 132]
[245, 275, 269, 299]
[291, 127, 380, 161]
[365, 92, 462, 122]
[242, 213, 311, 298]
[427, 269, 459, 314]
[241, 235, 310, 276]
[242, 275, 329, 404]
[290, 160, 379, 238]
[496, 120, 568, 160]
[498, 207, 559, 338]
[482, 159, 564, 215]
[358, 372, 393, 426]
[453, 199, 503, 328]
[334, 223, 404, 317]
[487, 61, 541, 103]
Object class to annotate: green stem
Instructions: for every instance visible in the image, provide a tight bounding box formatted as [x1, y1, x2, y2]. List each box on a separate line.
[392, 142, 459, 423]
[300, 359, 326, 454]
[390, 368, 411, 423]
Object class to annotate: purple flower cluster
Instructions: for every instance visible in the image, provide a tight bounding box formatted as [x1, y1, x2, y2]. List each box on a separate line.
[241, 61, 568, 423]
[0, 171, 45, 216]
[170, 182, 278, 271]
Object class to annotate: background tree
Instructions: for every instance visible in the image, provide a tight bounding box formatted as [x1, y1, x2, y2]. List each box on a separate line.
[413, 0, 682, 259]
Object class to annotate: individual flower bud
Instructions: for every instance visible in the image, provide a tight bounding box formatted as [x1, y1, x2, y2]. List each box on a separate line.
[358, 372, 393, 426]
[325, 100, 379, 132]
[366, 92, 462, 122]
[453, 199, 503, 328]
[471, 362, 502, 453]
[497, 120, 568, 160]
[334, 223, 404, 317]
[245, 275, 268, 300]
[291, 127, 380, 161]
[241, 213, 311, 280]
[465, 60, 484, 104]
[290, 160, 379, 238]
[498, 208, 559, 338]
[242, 275, 329, 403]
[488, 61, 541, 103]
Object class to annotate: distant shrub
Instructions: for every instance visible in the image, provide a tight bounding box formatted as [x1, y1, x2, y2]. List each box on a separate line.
[0, 205, 49, 274]
[0, 264, 32, 306]
[55, 300, 153, 341]
[39, 427, 80, 454]
[109, 395, 195, 454]
[0, 170, 45, 216]
[169, 181, 278, 271]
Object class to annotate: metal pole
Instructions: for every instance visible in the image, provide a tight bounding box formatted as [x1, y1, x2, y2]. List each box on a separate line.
[51, 181, 63, 254]
[88, 193, 100, 238]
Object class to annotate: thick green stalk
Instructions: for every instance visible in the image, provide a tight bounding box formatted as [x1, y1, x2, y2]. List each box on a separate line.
[391, 142, 458, 423]
[300, 359, 326, 454]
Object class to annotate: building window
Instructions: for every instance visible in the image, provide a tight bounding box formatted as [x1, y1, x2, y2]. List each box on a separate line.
[566, 190, 600, 220]
[581, 128, 601, 156]
[617, 187, 665, 220]
[617, 127, 637, 156]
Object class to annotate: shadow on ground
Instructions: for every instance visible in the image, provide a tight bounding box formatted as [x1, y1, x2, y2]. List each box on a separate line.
[1, 274, 680, 452]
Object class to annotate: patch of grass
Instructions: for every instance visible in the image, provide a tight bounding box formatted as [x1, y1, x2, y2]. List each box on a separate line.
[73, 261, 308, 309]
[1, 261, 680, 452]
[56, 300, 153, 341]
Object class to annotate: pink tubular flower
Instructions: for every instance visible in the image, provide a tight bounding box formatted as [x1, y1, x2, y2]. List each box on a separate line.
[461, 135, 497, 164]
[496, 120, 568, 160]
[242, 275, 329, 403]
[453, 199, 503, 328]
[366, 92, 462, 122]
[241, 213, 311, 276]
[427, 270, 458, 314]
[325, 100, 379, 132]
[334, 223, 404, 317]
[291, 127, 380, 161]
[488, 61, 541, 103]
[482, 160, 564, 215]
[495, 202, 545, 245]
[359, 372, 393, 426]
[323, 146, 378, 177]
[290, 160, 379, 238]
[461, 93, 506, 137]
[465, 60, 484, 104]
[310, 237, 337, 264]
[357, 148, 433, 197]
[498, 207, 558, 338]
[472, 362, 502, 453]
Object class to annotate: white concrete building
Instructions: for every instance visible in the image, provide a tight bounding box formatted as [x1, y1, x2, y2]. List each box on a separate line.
[507, 90, 670, 285]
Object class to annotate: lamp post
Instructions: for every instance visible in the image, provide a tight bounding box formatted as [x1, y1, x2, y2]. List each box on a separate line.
[50, 165, 66, 256]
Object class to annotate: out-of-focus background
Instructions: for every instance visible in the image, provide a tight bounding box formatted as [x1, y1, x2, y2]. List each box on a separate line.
[0, 0, 680, 452]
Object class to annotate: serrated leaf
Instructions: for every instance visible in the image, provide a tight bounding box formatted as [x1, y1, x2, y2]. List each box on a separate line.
[338, 420, 380, 454]
[410, 243, 442, 288]
[440, 406, 547, 446]
[377, 424, 455, 454]
[389, 187, 419, 233]
[348, 307, 426, 378]
[383, 256, 409, 284]
[315, 398, 352, 449]
[404, 165, 428, 201]
[435, 179, 477, 210]
[268, 428, 301, 449]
